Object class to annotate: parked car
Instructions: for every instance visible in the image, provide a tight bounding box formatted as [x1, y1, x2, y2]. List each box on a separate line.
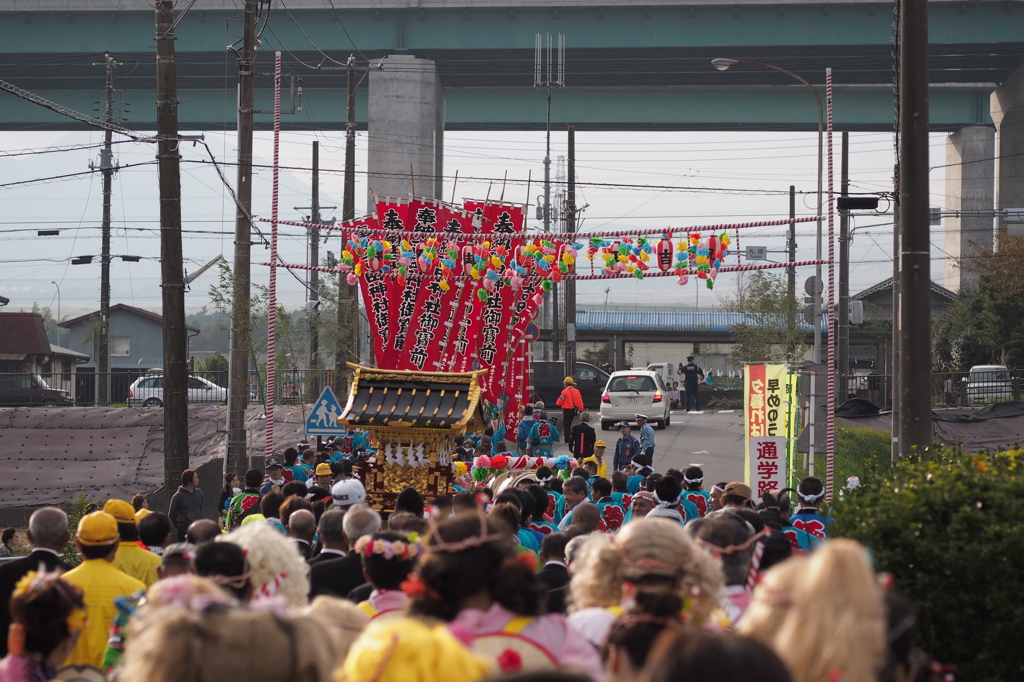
[0, 374, 74, 407]
[599, 369, 671, 430]
[532, 361, 611, 411]
[127, 374, 227, 407]
[965, 365, 1015, 405]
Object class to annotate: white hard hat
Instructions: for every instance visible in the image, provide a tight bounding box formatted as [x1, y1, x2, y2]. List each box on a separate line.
[331, 479, 366, 507]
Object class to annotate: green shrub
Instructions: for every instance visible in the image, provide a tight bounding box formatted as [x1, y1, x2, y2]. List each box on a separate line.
[59, 493, 91, 568]
[831, 445, 1024, 682]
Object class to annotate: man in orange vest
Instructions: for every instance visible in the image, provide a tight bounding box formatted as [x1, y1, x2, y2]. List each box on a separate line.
[556, 377, 584, 445]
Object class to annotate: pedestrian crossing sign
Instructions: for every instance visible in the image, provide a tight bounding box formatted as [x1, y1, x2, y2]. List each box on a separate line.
[305, 386, 347, 436]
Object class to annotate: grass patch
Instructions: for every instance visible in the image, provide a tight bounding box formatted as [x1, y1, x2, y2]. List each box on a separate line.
[791, 421, 892, 489]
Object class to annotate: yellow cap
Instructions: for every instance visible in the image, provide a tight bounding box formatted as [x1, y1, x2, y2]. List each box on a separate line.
[563, 376, 574, 384]
[315, 463, 333, 476]
[104, 499, 137, 525]
[594, 440, 607, 448]
[134, 508, 152, 523]
[77, 511, 120, 546]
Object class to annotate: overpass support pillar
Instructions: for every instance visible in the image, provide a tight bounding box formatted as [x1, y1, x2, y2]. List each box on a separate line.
[942, 126, 994, 291]
[992, 64, 1024, 238]
[368, 55, 445, 204]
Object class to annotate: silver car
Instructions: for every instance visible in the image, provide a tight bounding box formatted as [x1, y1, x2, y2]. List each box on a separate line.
[599, 369, 672, 430]
[127, 374, 227, 407]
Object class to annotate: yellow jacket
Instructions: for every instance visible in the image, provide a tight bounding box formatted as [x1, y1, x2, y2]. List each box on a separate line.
[582, 456, 608, 479]
[111, 541, 161, 587]
[63, 558, 145, 669]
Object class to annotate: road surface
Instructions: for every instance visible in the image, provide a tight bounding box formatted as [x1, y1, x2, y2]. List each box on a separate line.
[554, 409, 746, 486]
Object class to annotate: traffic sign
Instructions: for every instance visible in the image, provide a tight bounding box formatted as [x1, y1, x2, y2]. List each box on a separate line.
[305, 386, 347, 436]
[745, 245, 767, 261]
[524, 323, 540, 343]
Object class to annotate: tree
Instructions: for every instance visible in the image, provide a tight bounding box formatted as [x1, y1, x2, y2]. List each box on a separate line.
[723, 272, 806, 365]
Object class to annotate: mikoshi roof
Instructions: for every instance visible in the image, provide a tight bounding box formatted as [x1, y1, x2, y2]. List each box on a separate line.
[338, 363, 487, 430]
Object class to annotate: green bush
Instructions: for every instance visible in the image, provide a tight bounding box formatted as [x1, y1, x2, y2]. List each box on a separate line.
[830, 445, 1024, 682]
[59, 493, 91, 568]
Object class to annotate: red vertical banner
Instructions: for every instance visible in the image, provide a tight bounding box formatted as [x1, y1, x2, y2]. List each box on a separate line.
[345, 215, 388, 366]
[401, 201, 476, 372]
[375, 198, 416, 364]
[463, 201, 526, 403]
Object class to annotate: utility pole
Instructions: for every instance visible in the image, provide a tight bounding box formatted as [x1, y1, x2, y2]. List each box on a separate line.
[838, 132, 850, 392]
[535, 34, 564, 362]
[564, 126, 577, 382]
[788, 185, 797, 359]
[155, 0, 190, 504]
[898, 0, 932, 456]
[226, 0, 258, 474]
[308, 141, 320, 397]
[335, 56, 358, 397]
[92, 51, 120, 406]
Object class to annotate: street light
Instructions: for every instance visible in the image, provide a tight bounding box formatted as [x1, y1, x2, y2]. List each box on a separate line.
[50, 281, 61, 347]
[713, 57, 825, 475]
[711, 58, 824, 362]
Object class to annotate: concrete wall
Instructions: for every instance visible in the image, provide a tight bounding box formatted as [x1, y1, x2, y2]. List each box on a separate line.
[993, 64, 1024, 238]
[943, 126, 995, 291]
[368, 55, 445, 204]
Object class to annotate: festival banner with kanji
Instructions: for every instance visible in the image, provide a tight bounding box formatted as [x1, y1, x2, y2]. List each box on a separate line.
[344, 215, 389, 365]
[400, 200, 476, 372]
[375, 198, 417, 360]
[744, 364, 796, 501]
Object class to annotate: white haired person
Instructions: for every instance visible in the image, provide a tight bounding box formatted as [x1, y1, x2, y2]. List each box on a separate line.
[407, 509, 602, 679]
[789, 476, 831, 540]
[227, 519, 310, 608]
[739, 539, 886, 682]
[567, 519, 723, 652]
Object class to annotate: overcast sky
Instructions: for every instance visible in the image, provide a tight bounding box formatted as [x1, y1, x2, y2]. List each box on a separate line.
[0, 125, 951, 319]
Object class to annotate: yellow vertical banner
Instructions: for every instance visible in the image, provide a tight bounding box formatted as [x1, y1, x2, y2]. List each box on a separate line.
[744, 364, 794, 500]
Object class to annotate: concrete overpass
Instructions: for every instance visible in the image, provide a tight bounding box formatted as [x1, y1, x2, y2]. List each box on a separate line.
[0, 0, 1020, 131]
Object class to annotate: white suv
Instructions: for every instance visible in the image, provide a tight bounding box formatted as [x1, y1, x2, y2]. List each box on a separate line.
[599, 369, 671, 430]
[127, 374, 227, 407]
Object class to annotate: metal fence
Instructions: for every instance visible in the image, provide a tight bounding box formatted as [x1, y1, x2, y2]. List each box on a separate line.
[843, 370, 1022, 410]
[0, 368, 343, 408]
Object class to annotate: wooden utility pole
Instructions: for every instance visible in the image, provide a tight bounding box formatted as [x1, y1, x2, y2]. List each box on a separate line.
[155, 0, 190, 498]
[788, 185, 797, 359]
[898, 0, 932, 455]
[227, 0, 258, 473]
[335, 58, 357, 396]
[96, 52, 120, 406]
[564, 126, 577, 382]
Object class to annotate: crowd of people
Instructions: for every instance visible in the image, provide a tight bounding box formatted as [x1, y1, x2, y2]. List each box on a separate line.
[0, 434, 948, 682]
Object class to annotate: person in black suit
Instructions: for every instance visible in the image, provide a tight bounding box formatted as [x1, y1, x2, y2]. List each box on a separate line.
[569, 412, 597, 460]
[536, 532, 571, 614]
[308, 504, 381, 600]
[308, 509, 347, 565]
[288, 509, 316, 561]
[0, 507, 71, 656]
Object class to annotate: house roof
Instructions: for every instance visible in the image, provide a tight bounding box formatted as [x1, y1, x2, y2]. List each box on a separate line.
[59, 303, 199, 332]
[0, 313, 52, 356]
[48, 343, 90, 361]
[853, 277, 957, 302]
[339, 364, 487, 430]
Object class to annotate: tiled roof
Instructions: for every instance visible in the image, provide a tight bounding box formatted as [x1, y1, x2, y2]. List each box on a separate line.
[59, 304, 199, 332]
[0, 313, 52, 355]
[853, 277, 956, 302]
[339, 365, 486, 429]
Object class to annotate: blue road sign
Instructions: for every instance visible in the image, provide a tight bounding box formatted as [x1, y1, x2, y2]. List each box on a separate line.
[305, 386, 347, 436]
[524, 323, 540, 343]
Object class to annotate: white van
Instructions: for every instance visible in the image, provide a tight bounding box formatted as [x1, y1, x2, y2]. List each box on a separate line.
[965, 365, 1014, 405]
[645, 363, 676, 388]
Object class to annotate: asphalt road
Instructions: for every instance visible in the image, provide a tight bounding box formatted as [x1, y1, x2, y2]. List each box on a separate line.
[556, 409, 746, 485]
